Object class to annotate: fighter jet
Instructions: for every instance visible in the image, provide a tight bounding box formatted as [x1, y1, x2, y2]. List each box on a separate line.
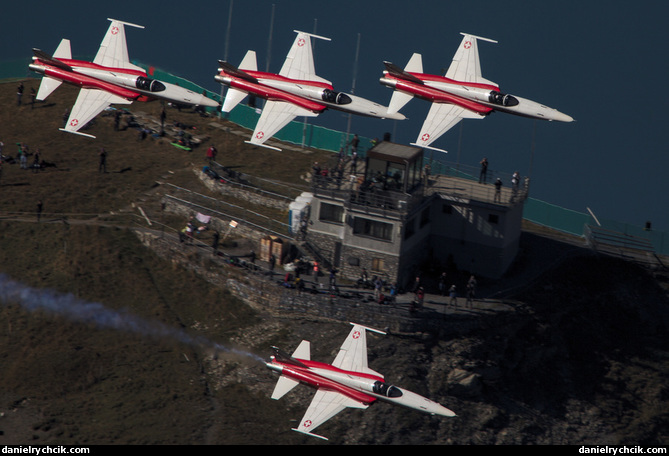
[29, 18, 219, 138]
[215, 30, 405, 151]
[266, 322, 455, 440]
[379, 32, 574, 152]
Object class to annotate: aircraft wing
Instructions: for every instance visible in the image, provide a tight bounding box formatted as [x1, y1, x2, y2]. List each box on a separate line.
[331, 323, 384, 377]
[93, 18, 145, 72]
[246, 100, 318, 150]
[293, 388, 368, 440]
[412, 103, 485, 151]
[279, 31, 331, 84]
[61, 88, 132, 138]
[445, 33, 498, 86]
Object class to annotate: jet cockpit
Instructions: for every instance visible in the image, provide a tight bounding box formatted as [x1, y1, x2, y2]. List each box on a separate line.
[136, 76, 166, 93]
[373, 380, 404, 398]
[322, 89, 352, 105]
[488, 91, 519, 107]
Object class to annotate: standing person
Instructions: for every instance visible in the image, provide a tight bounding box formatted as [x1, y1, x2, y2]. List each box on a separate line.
[17, 82, 24, 106]
[466, 282, 475, 309]
[211, 230, 220, 256]
[479, 157, 488, 184]
[36, 200, 43, 222]
[511, 171, 520, 201]
[373, 276, 383, 301]
[206, 145, 217, 165]
[19, 145, 27, 170]
[99, 148, 107, 173]
[449, 284, 458, 309]
[160, 106, 166, 136]
[348, 134, 360, 156]
[32, 148, 40, 173]
[438, 272, 447, 296]
[494, 178, 502, 203]
[114, 111, 121, 131]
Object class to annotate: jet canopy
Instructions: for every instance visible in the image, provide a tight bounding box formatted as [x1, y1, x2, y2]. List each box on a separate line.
[373, 381, 403, 398]
[136, 76, 166, 93]
[488, 91, 519, 107]
[322, 89, 352, 105]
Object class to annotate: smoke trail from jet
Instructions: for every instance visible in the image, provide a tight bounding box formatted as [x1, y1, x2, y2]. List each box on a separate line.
[0, 273, 265, 364]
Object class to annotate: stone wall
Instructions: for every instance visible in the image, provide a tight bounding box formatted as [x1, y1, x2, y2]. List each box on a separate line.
[134, 228, 466, 335]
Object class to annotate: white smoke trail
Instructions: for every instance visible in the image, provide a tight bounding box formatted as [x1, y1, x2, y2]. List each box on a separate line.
[0, 273, 266, 364]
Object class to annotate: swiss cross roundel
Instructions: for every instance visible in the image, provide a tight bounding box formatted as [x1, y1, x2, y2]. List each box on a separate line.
[464, 41, 472, 49]
[421, 133, 430, 142]
[303, 420, 313, 428]
[255, 131, 265, 140]
[111, 26, 119, 35]
[298, 38, 306, 47]
[352, 330, 361, 339]
[70, 119, 79, 127]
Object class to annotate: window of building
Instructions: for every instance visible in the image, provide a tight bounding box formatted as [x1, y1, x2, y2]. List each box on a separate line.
[353, 217, 393, 241]
[371, 258, 385, 273]
[319, 202, 344, 224]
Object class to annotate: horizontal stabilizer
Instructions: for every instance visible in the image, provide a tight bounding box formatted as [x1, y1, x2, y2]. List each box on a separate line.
[35, 76, 63, 101]
[218, 60, 257, 83]
[383, 61, 423, 84]
[270, 375, 300, 400]
[33, 48, 72, 71]
[387, 88, 414, 115]
[221, 86, 248, 113]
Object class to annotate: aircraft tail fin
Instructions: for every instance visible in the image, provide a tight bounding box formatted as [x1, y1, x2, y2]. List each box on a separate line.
[217, 60, 257, 83]
[53, 38, 72, 59]
[32, 47, 72, 72]
[238, 50, 258, 72]
[383, 59, 424, 85]
[269, 341, 312, 400]
[31, 44, 71, 101]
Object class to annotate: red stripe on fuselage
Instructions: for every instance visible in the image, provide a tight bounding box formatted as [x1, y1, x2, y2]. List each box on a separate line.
[388, 73, 496, 115]
[59, 58, 146, 77]
[221, 70, 329, 113]
[35, 60, 143, 100]
[274, 360, 380, 404]
[244, 70, 333, 90]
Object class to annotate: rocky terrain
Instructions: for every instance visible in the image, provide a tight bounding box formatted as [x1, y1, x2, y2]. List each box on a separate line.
[0, 79, 667, 445]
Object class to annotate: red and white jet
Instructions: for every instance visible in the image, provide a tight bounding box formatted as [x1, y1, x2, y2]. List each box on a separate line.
[380, 32, 574, 152]
[29, 18, 219, 138]
[215, 30, 405, 151]
[266, 322, 455, 440]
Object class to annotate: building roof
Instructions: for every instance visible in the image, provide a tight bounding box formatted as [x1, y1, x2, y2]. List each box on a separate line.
[367, 141, 423, 164]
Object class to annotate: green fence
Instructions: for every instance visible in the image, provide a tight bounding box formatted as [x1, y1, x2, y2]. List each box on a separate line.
[8, 59, 669, 256]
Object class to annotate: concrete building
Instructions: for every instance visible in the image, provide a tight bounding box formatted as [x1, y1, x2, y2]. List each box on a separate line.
[305, 141, 528, 287]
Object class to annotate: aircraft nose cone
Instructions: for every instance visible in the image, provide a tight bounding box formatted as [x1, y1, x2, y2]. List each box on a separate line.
[386, 111, 406, 121]
[200, 95, 220, 108]
[553, 110, 574, 122]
